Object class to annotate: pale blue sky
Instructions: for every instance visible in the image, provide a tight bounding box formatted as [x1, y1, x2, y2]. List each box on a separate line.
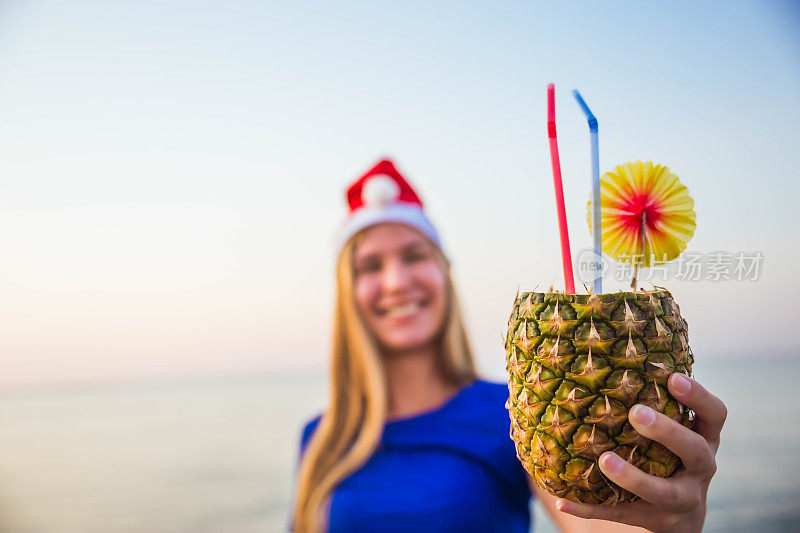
[1, 1, 798, 386]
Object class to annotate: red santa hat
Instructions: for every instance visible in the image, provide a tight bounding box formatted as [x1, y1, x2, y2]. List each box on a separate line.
[338, 159, 440, 248]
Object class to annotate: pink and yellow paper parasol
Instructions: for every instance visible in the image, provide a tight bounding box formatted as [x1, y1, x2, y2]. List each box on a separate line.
[587, 161, 696, 268]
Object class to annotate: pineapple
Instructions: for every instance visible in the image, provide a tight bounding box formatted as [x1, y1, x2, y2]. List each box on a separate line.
[504, 289, 693, 504]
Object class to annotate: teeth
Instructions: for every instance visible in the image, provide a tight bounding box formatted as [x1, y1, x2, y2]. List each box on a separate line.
[385, 302, 421, 317]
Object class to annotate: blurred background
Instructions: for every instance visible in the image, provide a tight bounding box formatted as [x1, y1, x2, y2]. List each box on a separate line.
[1, 1, 798, 531]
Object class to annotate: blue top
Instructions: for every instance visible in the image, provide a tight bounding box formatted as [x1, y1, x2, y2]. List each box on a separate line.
[298, 380, 532, 532]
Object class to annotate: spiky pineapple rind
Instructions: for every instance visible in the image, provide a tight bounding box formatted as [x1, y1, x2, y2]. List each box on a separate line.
[505, 289, 693, 505]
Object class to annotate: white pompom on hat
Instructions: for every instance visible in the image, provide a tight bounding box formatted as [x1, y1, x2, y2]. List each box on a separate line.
[338, 158, 440, 249]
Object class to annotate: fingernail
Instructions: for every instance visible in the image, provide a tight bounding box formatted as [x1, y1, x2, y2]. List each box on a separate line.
[601, 452, 625, 475]
[555, 499, 572, 513]
[672, 373, 691, 394]
[631, 404, 656, 426]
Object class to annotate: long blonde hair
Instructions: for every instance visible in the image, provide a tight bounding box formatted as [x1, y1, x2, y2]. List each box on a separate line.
[292, 235, 477, 532]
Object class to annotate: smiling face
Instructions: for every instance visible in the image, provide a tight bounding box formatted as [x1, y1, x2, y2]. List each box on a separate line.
[352, 223, 448, 355]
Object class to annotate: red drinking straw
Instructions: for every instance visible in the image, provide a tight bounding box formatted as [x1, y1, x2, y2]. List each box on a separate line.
[546, 84, 575, 293]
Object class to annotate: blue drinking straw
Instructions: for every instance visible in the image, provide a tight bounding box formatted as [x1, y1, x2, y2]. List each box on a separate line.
[572, 90, 602, 293]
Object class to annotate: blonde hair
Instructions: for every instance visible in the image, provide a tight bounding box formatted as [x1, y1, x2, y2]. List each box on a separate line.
[292, 235, 477, 532]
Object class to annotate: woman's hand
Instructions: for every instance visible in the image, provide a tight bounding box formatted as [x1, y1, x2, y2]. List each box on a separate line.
[554, 373, 727, 533]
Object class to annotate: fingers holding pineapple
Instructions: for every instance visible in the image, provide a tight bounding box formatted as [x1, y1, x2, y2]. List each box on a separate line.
[554, 375, 726, 532]
[666, 373, 727, 453]
[595, 401, 715, 504]
[624, 402, 716, 477]
[553, 496, 705, 533]
[597, 450, 688, 507]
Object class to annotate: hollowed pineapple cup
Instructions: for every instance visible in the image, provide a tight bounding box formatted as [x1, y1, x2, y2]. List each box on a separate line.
[504, 289, 693, 505]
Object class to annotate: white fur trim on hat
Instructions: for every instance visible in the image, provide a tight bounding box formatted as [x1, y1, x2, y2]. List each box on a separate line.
[338, 203, 440, 249]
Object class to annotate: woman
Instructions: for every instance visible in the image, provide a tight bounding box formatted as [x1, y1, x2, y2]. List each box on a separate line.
[292, 159, 726, 533]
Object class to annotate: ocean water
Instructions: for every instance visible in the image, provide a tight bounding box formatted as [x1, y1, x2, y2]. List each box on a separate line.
[1, 358, 798, 533]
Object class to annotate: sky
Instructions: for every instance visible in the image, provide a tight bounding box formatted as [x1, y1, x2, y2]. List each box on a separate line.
[0, 1, 798, 387]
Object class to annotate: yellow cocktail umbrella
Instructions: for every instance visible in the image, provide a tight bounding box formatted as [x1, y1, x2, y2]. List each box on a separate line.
[587, 161, 696, 269]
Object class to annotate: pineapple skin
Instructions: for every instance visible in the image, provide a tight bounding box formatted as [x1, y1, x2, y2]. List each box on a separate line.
[504, 290, 693, 505]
